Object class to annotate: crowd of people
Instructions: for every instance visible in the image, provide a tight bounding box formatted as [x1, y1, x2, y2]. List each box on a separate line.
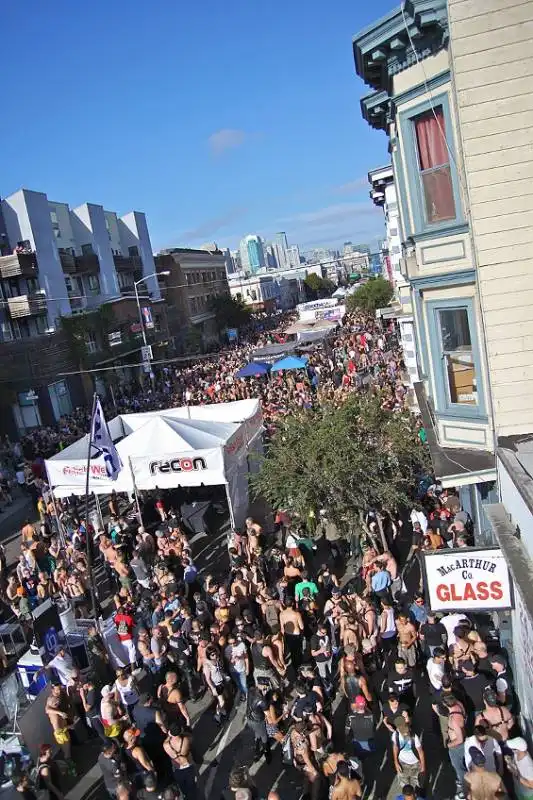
[0, 308, 530, 800]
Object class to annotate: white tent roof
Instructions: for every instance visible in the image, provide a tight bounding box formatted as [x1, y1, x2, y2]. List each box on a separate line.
[115, 398, 260, 436]
[116, 415, 240, 458]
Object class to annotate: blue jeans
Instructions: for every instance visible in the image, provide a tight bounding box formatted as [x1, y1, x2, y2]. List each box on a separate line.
[231, 669, 248, 697]
[448, 743, 466, 787]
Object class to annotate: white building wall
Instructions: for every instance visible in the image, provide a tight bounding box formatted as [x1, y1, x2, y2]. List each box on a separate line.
[398, 317, 419, 384]
[384, 183, 403, 285]
[104, 211, 122, 255]
[496, 454, 533, 734]
[48, 201, 76, 252]
[2, 189, 70, 324]
[71, 203, 119, 298]
[449, 0, 533, 436]
[119, 212, 160, 299]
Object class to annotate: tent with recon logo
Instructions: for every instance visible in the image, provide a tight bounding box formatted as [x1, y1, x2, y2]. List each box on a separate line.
[45, 399, 263, 529]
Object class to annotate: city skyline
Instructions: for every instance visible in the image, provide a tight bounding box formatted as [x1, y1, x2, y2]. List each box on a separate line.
[0, 0, 394, 254]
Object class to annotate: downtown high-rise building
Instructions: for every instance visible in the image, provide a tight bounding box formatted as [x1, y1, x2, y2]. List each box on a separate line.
[273, 231, 289, 269]
[239, 234, 265, 274]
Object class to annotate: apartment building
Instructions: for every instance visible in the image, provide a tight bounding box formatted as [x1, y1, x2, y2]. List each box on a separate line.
[0, 188, 162, 434]
[446, 0, 533, 733]
[368, 166, 419, 390]
[155, 247, 230, 349]
[355, 0, 533, 730]
[228, 274, 280, 312]
[354, 0, 497, 526]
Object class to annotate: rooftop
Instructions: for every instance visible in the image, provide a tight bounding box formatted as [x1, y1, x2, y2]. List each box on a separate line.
[353, 0, 448, 92]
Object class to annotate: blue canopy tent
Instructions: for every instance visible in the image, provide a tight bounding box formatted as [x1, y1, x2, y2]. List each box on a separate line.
[271, 355, 309, 372]
[235, 361, 271, 378]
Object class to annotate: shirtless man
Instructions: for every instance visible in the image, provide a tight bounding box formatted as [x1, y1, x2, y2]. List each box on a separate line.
[396, 611, 418, 668]
[331, 760, 362, 800]
[245, 517, 262, 559]
[65, 572, 89, 618]
[231, 571, 250, 607]
[279, 599, 305, 671]
[45, 685, 73, 761]
[438, 694, 467, 791]
[475, 688, 514, 742]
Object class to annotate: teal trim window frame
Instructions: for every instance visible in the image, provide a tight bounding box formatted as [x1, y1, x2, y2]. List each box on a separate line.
[426, 297, 486, 420]
[412, 288, 429, 379]
[398, 91, 465, 238]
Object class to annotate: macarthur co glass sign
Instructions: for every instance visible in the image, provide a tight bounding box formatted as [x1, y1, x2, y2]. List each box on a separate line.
[423, 547, 513, 612]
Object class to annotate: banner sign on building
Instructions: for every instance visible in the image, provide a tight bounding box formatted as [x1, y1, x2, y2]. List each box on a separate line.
[142, 307, 154, 329]
[227, 328, 238, 342]
[423, 547, 513, 612]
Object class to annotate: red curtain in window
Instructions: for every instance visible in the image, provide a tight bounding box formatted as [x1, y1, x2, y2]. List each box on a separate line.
[415, 108, 456, 222]
[415, 108, 448, 169]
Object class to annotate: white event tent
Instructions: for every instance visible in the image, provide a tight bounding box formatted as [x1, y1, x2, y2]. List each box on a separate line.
[45, 399, 263, 529]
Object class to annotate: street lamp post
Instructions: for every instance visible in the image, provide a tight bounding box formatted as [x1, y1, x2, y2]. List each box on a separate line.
[134, 270, 170, 346]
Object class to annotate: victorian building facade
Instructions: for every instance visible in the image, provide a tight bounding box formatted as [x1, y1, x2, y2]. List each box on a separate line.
[354, 0, 533, 733]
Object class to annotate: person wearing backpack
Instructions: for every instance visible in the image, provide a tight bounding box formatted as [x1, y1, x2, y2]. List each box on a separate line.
[392, 720, 426, 793]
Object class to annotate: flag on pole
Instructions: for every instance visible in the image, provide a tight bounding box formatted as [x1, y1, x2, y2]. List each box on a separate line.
[90, 396, 123, 480]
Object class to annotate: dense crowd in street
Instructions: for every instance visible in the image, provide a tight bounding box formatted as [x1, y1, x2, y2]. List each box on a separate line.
[0, 310, 531, 800]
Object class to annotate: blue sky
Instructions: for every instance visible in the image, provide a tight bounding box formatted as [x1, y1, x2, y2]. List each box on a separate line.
[1, 0, 397, 253]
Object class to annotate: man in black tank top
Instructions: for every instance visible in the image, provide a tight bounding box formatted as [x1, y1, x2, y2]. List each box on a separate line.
[251, 630, 281, 688]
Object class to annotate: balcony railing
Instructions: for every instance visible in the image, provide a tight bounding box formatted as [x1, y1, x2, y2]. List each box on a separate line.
[59, 251, 100, 275]
[7, 292, 47, 319]
[76, 253, 100, 273]
[114, 254, 143, 271]
[0, 252, 38, 280]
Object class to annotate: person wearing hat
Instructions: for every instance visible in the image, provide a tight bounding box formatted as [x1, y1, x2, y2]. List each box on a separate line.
[464, 724, 503, 775]
[464, 747, 506, 799]
[345, 695, 375, 757]
[392, 785, 423, 800]
[391, 719, 426, 793]
[475, 687, 515, 742]
[100, 684, 128, 740]
[505, 737, 533, 798]
[490, 654, 514, 709]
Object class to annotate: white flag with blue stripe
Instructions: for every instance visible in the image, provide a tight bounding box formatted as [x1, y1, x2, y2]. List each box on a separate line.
[90, 397, 122, 480]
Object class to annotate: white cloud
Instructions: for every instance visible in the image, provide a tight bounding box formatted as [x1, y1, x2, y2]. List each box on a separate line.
[208, 128, 247, 156]
[334, 177, 369, 195]
[277, 201, 384, 249]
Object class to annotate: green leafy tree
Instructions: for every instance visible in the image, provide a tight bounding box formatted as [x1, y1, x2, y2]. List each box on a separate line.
[209, 294, 251, 332]
[251, 393, 429, 543]
[304, 274, 335, 299]
[346, 276, 394, 313]
[183, 325, 203, 355]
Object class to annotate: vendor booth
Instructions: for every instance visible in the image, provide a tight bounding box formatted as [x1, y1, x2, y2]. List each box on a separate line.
[45, 399, 263, 530]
